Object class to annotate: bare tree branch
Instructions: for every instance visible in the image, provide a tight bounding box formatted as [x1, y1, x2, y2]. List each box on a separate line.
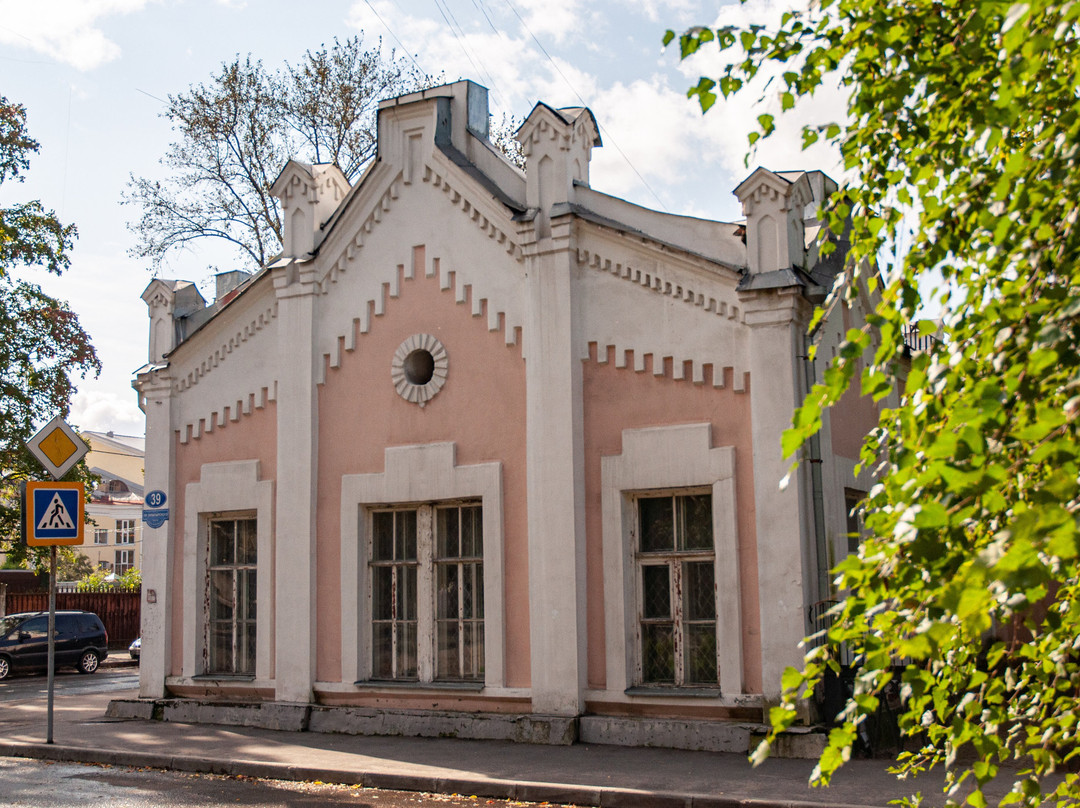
[124, 37, 436, 273]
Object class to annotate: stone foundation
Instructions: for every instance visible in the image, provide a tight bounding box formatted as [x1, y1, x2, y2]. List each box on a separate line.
[107, 699, 577, 745]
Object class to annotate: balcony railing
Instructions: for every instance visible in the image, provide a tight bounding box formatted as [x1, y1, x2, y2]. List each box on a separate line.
[902, 324, 941, 354]
[808, 599, 857, 667]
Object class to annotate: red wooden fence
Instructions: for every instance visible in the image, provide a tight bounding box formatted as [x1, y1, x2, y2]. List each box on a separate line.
[4, 589, 141, 649]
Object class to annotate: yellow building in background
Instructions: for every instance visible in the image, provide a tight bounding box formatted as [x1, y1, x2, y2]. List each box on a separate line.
[82, 431, 145, 576]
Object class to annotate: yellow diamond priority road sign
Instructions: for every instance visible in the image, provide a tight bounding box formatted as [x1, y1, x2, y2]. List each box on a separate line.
[26, 415, 89, 481]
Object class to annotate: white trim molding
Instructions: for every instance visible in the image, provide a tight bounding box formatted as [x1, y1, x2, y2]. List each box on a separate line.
[601, 423, 742, 695]
[183, 460, 275, 683]
[340, 443, 504, 689]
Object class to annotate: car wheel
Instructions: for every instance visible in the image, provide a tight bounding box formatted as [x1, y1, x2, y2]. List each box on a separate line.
[77, 650, 100, 674]
[0, 656, 9, 680]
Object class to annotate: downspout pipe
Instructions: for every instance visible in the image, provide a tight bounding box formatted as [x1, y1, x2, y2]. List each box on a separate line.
[800, 330, 832, 604]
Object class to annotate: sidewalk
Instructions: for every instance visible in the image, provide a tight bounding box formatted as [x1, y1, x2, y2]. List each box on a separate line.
[0, 671, 983, 808]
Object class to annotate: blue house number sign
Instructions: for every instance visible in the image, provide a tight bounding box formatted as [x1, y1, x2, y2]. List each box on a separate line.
[143, 489, 169, 528]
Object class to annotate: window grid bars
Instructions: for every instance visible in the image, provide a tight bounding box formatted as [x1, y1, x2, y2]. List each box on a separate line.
[636, 492, 717, 687]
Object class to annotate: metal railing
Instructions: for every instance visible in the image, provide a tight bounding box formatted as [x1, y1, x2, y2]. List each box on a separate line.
[902, 324, 941, 354]
[807, 599, 857, 667]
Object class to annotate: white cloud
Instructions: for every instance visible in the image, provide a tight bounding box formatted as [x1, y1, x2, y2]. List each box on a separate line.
[512, 0, 584, 45]
[346, 0, 845, 218]
[347, 0, 551, 115]
[672, 0, 849, 179]
[586, 76, 717, 206]
[18, 245, 151, 438]
[529, 57, 599, 110]
[0, 0, 149, 71]
[618, 0, 700, 25]
[70, 389, 144, 436]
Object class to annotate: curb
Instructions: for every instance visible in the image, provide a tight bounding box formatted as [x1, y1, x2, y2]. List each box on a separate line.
[0, 741, 876, 808]
[100, 657, 138, 668]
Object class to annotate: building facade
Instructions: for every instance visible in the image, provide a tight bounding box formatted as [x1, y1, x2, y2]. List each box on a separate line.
[83, 431, 145, 577]
[132, 81, 881, 751]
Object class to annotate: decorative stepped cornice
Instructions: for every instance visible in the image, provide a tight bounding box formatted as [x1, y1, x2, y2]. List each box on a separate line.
[589, 343, 747, 392]
[576, 248, 742, 322]
[174, 304, 278, 394]
[318, 158, 523, 299]
[317, 248, 522, 386]
[319, 170, 402, 295]
[423, 164, 524, 263]
[172, 303, 279, 445]
[578, 248, 747, 392]
[179, 383, 278, 445]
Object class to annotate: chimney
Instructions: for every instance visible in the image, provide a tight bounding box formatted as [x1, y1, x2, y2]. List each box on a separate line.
[215, 270, 251, 303]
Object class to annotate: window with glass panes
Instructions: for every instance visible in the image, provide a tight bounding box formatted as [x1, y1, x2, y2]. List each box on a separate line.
[370, 502, 483, 683]
[116, 519, 135, 544]
[435, 504, 483, 680]
[371, 509, 419, 679]
[844, 488, 867, 555]
[114, 549, 134, 575]
[636, 492, 717, 686]
[207, 517, 257, 676]
[94, 528, 108, 545]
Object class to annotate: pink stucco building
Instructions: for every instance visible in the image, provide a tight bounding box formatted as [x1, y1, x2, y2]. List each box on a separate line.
[130, 81, 880, 751]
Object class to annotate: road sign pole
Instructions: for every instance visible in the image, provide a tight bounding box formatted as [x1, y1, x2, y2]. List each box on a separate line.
[47, 544, 56, 744]
[25, 416, 88, 746]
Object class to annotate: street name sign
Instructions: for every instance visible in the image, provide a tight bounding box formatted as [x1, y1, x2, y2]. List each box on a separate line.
[25, 482, 85, 546]
[143, 489, 169, 528]
[142, 508, 169, 528]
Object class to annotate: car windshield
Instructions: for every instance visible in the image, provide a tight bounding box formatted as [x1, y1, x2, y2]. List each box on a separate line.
[0, 615, 24, 635]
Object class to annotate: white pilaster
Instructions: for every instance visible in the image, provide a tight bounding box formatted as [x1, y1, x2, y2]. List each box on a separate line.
[741, 289, 814, 707]
[135, 368, 175, 699]
[522, 214, 588, 716]
[272, 260, 320, 702]
[517, 102, 595, 716]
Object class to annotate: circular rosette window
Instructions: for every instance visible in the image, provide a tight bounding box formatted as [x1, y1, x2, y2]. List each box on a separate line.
[391, 334, 448, 407]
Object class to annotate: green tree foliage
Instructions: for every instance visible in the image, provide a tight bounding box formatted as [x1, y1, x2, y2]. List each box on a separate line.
[124, 36, 435, 271]
[0, 96, 100, 563]
[670, 2, 1080, 805]
[76, 564, 140, 591]
[55, 551, 93, 582]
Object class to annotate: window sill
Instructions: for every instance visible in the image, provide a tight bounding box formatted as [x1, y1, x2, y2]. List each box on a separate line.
[353, 679, 484, 693]
[624, 686, 722, 698]
[192, 674, 257, 682]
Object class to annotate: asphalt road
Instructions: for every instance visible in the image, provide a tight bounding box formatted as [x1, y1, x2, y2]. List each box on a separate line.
[0, 757, 577, 808]
[0, 668, 140, 702]
[0, 668, 574, 808]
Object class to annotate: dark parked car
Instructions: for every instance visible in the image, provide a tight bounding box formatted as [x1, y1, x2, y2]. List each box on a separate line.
[0, 610, 109, 680]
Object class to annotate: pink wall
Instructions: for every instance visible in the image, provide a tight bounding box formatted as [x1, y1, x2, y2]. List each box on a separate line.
[582, 346, 762, 694]
[171, 402, 278, 677]
[830, 382, 881, 461]
[316, 246, 530, 687]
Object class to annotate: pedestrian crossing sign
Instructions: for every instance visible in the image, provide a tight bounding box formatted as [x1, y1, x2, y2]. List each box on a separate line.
[25, 482, 84, 546]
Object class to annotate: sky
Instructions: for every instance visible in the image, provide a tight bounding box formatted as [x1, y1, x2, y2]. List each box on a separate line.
[1, 0, 844, 438]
